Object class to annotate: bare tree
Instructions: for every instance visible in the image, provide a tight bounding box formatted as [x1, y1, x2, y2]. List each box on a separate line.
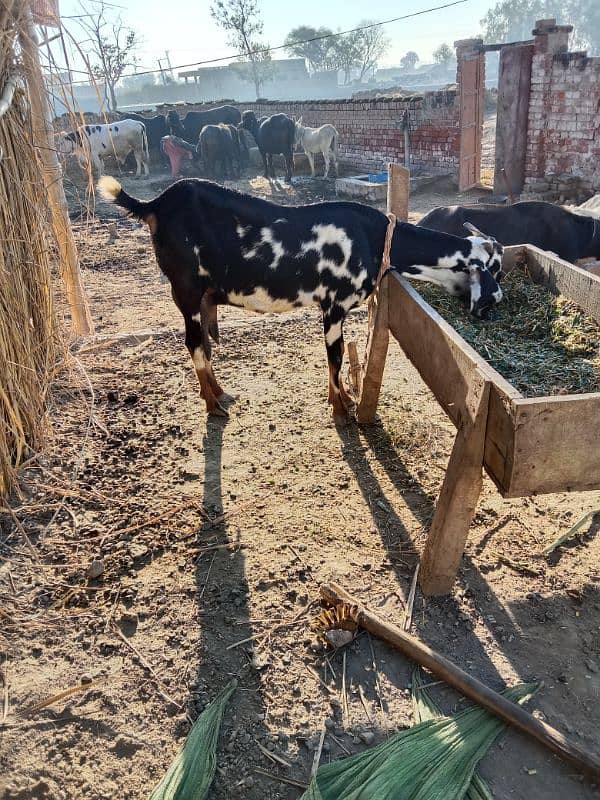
[75, 2, 139, 112]
[355, 21, 390, 82]
[210, 0, 273, 99]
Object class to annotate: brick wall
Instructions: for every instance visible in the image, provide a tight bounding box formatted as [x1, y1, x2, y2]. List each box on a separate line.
[157, 92, 460, 175]
[523, 20, 600, 201]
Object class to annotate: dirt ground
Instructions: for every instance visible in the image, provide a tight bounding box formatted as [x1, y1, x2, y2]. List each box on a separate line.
[1, 163, 600, 800]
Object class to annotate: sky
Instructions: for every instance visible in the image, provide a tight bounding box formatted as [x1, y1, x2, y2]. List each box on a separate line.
[55, 0, 499, 80]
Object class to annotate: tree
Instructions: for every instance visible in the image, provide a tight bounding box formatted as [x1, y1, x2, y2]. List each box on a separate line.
[327, 33, 361, 84]
[401, 51, 419, 71]
[354, 21, 390, 82]
[284, 25, 334, 73]
[210, 0, 273, 98]
[480, 0, 599, 54]
[76, 2, 139, 112]
[432, 42, 454, 68]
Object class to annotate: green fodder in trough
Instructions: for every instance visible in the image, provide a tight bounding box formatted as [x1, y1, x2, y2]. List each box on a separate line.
[415, 266, 600, 398]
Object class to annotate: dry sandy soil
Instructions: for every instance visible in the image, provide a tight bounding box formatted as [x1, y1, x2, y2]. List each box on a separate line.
[1, 163, 600, 800]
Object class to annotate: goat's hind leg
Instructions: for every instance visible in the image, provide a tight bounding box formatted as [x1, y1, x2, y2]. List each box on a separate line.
[184, 310, 228, 417]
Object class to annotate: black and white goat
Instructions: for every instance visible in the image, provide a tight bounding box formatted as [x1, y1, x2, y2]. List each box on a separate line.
[98, 177, 503, 423]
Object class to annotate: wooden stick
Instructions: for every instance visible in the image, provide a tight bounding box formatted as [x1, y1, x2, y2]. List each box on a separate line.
[320, 582, 600, 781]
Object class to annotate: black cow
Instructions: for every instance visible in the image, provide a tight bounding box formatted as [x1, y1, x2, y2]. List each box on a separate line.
[98, 177, 503, 423]
[418, 201, 600, 263]
[240, 111, 295, 182]
[167, 105, 241, 145]
[117, 112, 168, 153]
[198, 124, 237, 179]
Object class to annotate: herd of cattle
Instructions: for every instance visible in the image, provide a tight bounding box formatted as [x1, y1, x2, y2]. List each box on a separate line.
[56, 104, 338, 183]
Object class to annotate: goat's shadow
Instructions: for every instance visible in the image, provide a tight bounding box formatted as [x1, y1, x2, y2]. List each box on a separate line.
[185, 412, 269, 797]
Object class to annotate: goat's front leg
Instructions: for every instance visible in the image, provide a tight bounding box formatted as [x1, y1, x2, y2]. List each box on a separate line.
[305, 149, 315, 177]
[323, 306, 351, 425]
[184, 311, 227, 417]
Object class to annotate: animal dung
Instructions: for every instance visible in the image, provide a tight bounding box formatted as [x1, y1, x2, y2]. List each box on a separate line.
[416, 264, 600, 397]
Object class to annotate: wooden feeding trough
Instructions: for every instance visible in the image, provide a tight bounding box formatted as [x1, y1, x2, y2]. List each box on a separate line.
[355, 166, 600, 596]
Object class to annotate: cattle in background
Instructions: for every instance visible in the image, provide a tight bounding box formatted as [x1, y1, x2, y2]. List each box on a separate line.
[57, 120, 150, 177]
[418, 201, 600, 263]
[99, 176, 503, 424]
[167, 105, 241, 145]
[198, 124, 238, 179]
[117, 112, 168, 154]
[294, 117, 339, 178]
[240, 111, 295, 182]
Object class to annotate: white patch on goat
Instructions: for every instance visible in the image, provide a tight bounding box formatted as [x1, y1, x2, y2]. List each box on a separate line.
[433, 250, 468, 271]
[191, 346, 205, 370]
[243, 227, 285, 270]
[407, 267, 468, 296]
[325, 320, 342, 346]
[301, 224, 364, 289]
[193, 245, 210, 277]
[227, 288, 296, 313]
[236, 223, 250, 238]
[469, 278, 482, 312]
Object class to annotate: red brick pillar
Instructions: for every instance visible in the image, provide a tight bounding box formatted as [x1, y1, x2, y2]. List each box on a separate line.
[524, 19, 573, 192]
[455, 38, 485, 191]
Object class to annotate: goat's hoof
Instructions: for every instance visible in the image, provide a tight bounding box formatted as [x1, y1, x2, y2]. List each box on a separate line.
[208, 402, 229, 417]
[333, 412, 350, 427]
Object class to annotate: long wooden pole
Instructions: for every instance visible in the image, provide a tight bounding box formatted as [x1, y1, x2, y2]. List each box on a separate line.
[321, 582, 600, 780]
[19, 6, 93, 335]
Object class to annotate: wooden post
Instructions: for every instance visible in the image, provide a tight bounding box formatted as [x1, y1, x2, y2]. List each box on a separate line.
[20, 7, 94, 335]
[419, 369, 490, 595]
[356, 163, 409, 424]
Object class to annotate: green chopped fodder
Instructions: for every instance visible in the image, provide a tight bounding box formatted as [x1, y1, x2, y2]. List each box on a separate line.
[411, 669, 493, 800]
[299, 682, 539, 800]
[148, 680, 236, 800]
[415, 266, 600, 397]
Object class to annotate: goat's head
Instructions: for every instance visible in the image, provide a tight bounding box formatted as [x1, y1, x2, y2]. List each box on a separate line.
[167, 110, 185, 137]
[463, 222, 504, 318]
[293, 115, 305, 146]
[240, 110, 258, 135]
[55, 130, 79, 156]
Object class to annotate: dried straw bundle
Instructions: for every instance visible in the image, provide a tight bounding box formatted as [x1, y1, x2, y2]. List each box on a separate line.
[0, 3, 61, 497]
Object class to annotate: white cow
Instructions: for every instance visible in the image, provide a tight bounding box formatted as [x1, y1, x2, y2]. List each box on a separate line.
[294, 117, 339, 178]
[57, 119, 150, 177]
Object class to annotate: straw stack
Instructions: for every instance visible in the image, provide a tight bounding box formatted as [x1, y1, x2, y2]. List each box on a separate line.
[0, 3, 61, 497]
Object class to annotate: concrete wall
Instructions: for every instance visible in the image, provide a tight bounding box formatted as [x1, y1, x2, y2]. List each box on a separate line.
[523, 20, 600, 200]
[156, 92, 461, 175]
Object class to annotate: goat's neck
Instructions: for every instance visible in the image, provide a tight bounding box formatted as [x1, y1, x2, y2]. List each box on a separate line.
[388, 221, 468, 269]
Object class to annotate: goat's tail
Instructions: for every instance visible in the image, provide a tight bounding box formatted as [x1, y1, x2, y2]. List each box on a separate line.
[97, 176, 151, 221]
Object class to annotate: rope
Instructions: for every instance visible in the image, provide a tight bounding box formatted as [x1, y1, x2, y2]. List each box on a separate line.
[376, 212, 397, 289]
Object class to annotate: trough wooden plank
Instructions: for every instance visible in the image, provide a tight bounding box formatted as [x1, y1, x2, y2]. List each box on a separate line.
[505, 394, 600, 496]
[503, 245, 600, 324]
[388, 274, 519, 495]
[420, 370, 491, 595]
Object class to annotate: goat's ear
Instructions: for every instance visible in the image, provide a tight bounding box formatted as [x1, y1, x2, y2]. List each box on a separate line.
[464, 221, 487, 238]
